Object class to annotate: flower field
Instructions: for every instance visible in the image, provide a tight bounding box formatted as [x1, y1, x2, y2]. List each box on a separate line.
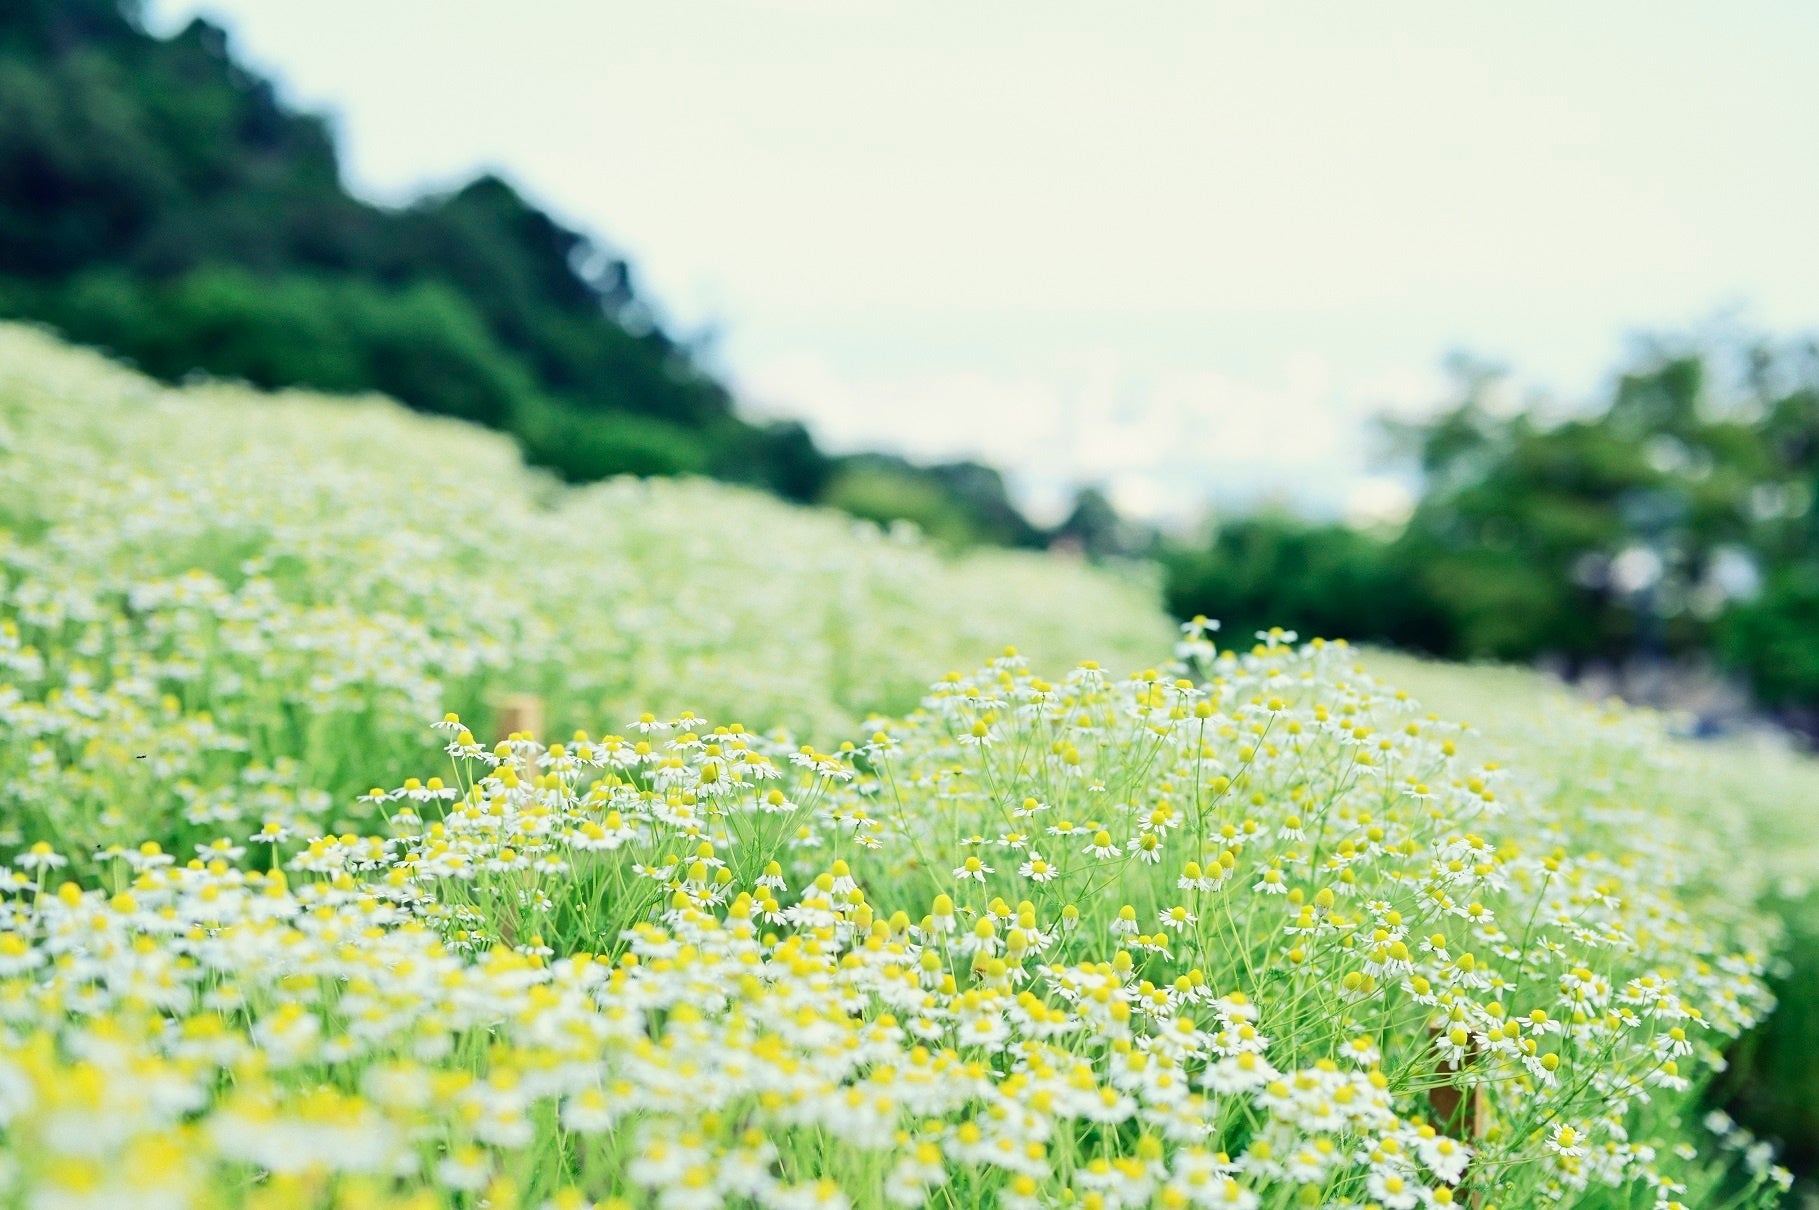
[0, 324, 1169, 856]
[0, 325, 1807, 1209]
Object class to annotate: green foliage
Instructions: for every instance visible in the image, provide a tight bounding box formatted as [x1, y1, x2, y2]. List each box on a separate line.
[1, 268, 535, 428]
[0, 0, 749, 440]
[1720, 566, 1819, 711]
[820, 454, 1044, 549]
[514, 394, 706, 481]
[1164, 515, 1449, 652]
[701, 417, 831, 504]
[1725, 904, 1819, 1184]
[1394, 340, 1819, 693]
[1164, 335, 1819, 715]
[820, 463, 987, 547]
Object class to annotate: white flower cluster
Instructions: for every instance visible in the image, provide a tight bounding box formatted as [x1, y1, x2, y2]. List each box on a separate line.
[0, 636, 1790, 1210]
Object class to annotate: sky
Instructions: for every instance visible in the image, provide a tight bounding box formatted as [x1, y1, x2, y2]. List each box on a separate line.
[147, 1, 1819, 526]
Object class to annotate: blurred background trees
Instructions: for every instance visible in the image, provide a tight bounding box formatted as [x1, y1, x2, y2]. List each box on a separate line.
[1166, 336, 1819, 731]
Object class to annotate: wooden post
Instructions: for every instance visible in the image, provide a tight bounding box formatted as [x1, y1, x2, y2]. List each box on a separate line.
[1427, 1070, 1488, 1140]
[1428, 1023, 1489, 1207]
[496, 693, 545, 742]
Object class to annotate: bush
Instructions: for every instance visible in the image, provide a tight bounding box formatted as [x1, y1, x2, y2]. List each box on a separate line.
[1, 267, 535, 428]
[1165, 516, 1451, 653]
[1720, 566, 1819, 713]
[820, 462, 985, 547]
[514, 393, 707, 480]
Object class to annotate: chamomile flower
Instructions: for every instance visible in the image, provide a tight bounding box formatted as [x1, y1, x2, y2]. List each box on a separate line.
[1547, 1124, 1586, 1160]
[1018, 853, 1059, 883]
[1085, 830, 1121, 860]
[16, 842, 66, 872]
[1158, 905, 1197, 932]
[953, 856, 993, 883]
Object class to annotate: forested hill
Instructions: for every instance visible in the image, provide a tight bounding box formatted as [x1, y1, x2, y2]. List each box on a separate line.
[0, 0, 1046, 541]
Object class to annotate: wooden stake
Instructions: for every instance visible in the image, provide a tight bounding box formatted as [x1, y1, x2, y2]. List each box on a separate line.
[1429, 1023, 1490, 1207]
[496, 693, 545, 742]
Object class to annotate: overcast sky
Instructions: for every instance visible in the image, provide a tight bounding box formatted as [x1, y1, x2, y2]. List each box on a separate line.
[148, 1, 1819, 525]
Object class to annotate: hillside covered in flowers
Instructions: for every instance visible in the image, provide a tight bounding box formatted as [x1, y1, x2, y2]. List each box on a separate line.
[0, 327, 1806, 1209]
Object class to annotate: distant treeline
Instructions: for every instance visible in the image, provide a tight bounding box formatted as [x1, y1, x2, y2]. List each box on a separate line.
[0, 0, 1080, 549]
[1166, 341, 1819, 724]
